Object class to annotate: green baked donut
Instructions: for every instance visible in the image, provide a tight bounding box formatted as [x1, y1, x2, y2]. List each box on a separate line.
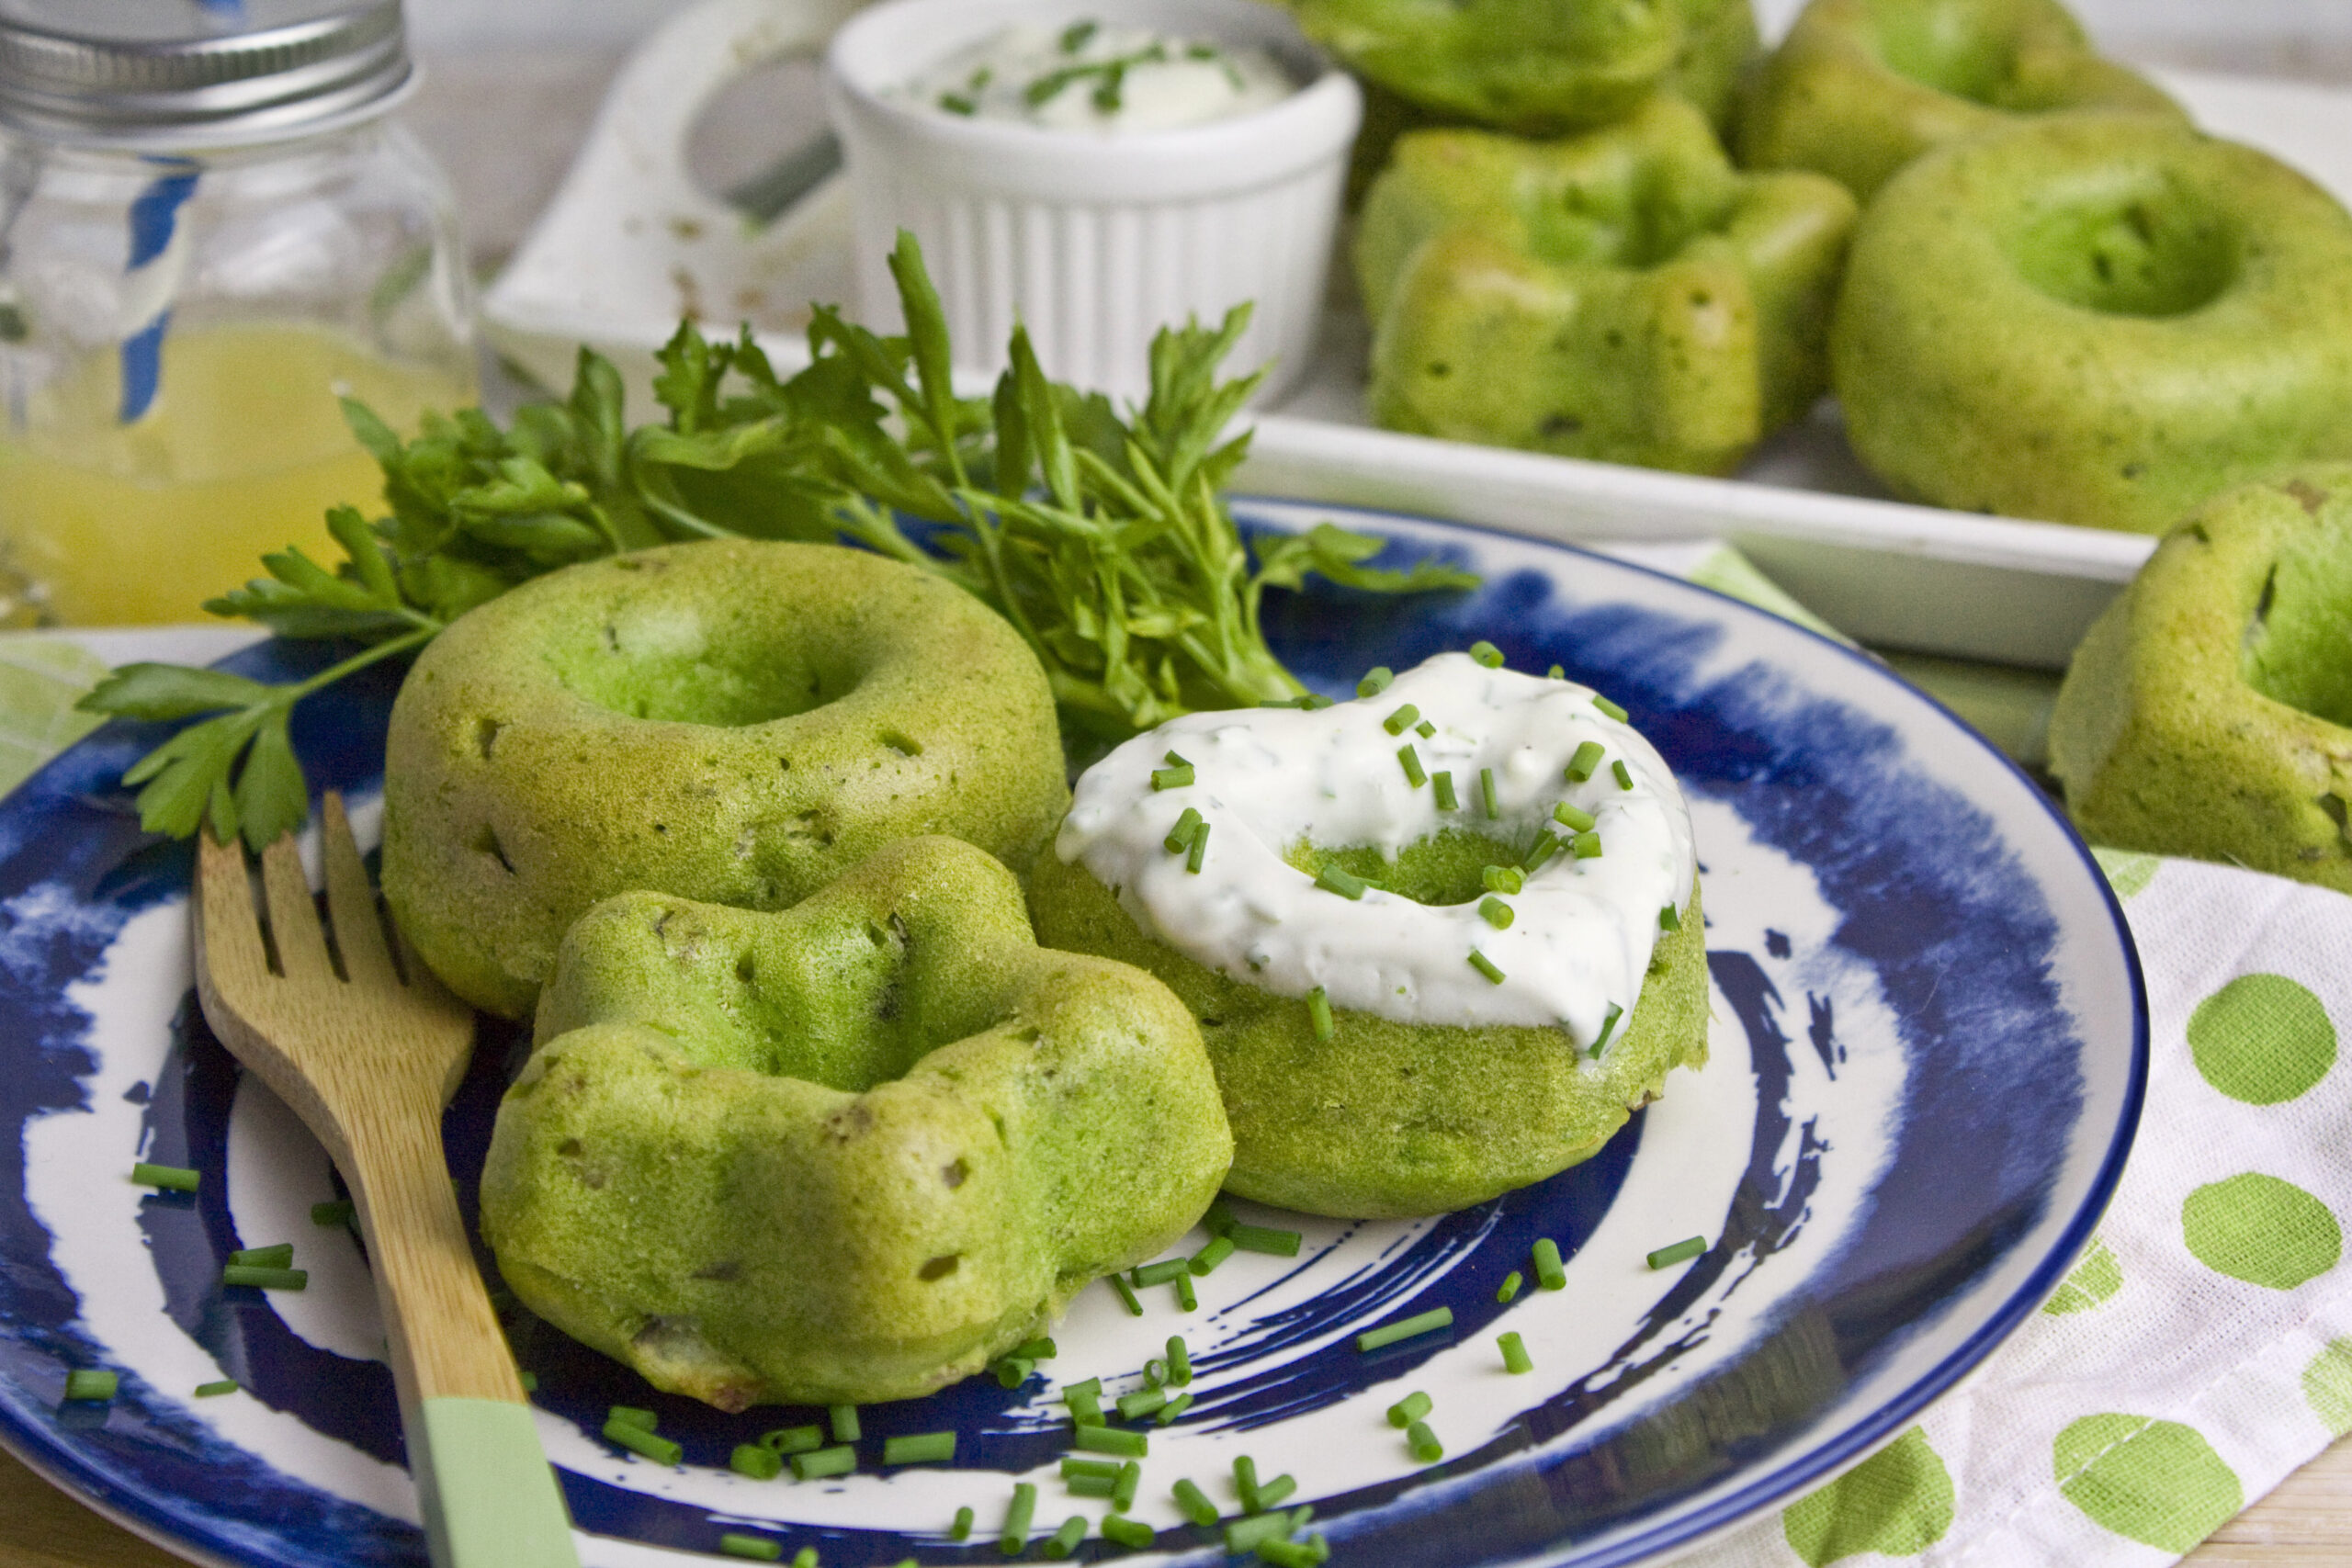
[382, 540, 1068, 1018]
[1739, 0, 2182, 200]
[2049, 470, 2352, 892]
[1029, 653, 1711, 1217]
[481, 836, 1232, 1407]
[1832, 115, 2352, 534]
[1358, 96, 1856, 474]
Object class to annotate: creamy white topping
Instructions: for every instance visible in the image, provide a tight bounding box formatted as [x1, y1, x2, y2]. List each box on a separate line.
[1057, 653, 1698, 1043]
[897, 19, 1295, 132]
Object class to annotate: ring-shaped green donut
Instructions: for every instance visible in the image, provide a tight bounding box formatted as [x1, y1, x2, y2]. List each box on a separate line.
[1832, 115, 2352, 534]
[382, 541, 1069, 1017]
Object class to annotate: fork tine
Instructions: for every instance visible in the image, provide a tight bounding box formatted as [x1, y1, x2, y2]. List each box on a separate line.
[196, 829, 270, 990]
[259, 832, 334, 983]
[320, 793, 398, 990]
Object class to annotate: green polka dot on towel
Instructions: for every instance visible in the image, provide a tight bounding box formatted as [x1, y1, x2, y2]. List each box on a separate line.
[1781, 1427, 1953, 1566]
[2089, 846, 2159, 899]
[2054, 1414, 2243, 1551]
[2182, 1174, 2341, 1289]
[2041, 1238, 2122, 1315]
[2303, 1339, 2352, 1437]
[2188, 974, 2335, 1104]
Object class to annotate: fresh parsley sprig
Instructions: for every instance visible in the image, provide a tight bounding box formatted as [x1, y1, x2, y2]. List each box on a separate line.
[82, 233, 1475, 848]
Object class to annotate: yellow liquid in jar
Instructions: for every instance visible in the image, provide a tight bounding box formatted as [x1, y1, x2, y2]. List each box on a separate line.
[0, 323, 474, 625]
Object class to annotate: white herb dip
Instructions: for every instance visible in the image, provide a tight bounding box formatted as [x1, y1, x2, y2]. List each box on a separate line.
[1057, 652, 1698, 1044]
[898, 18, 1295, 132]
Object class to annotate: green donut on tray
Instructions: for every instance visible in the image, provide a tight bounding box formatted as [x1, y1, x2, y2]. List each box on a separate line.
[1740, 0, 2183, 200]
[1357, 96, 1857, 475]
[2049, 469, 2352, 893]
[481, 836, 1232, 1408]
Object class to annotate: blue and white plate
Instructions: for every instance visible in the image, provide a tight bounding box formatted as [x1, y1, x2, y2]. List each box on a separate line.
[0, 501, 2144, 1568]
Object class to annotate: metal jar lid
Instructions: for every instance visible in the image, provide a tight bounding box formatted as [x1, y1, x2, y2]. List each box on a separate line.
[0, 0, 413, 150]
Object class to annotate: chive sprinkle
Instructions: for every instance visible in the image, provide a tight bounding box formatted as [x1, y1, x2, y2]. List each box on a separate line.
[195, 1379, 239, 1398]
[1432, 771, 1458, 810]
[132, 1163, 199, 1192]
[1260, 1539, 1329, 1568]
[831, 1404, 860, 1442]
[1573, 830, 1602, 861]
[1467, 949, 1505, 985]
[1356, 667, 1394, 697]
[1553, 801, 1595, 832]
[1547, 664, 1566, 679]
[1383, 704, 1419, 735]
[1109, 1273, 1144, 1316]
[1533, 1238, 1566, 1291]
[1044, 1515, 1087, 1558]
[1067, 1382, 1106, 1427]
[1314, 863, 1368, 900]
[1175, 1270, 1197, 1311]
[1191, 1234, 1235, 1275]
[953, 1506, 976, 1540]
[1594, 694, 1629, 722]
[1059, 18, 1097, 50]
[1306, 985, 1334, 1042]
[1173, 1477, 1219, 1528]
[1257, 1473, 1299, 1509]
[884, 1431, 956, 1464]
[1134, 1258, 1187, 1287]
[731, 1442, 785, 1480]
[1235, 1455, 1261, 1510]
[1001, 1482, 1038, 1555]
[1226, 1509, 1313, 1554]
[1591, 1002, 1624, 1055]
[761, 1424, 822, 1453]
[719, 1536, 783, 1562]
[1075, 1423, 1148, 1457]
[1480, 767, 1500, 819]
[1114, 1458, 1142, 1511]
[1357, 1306, 1454, 1352]
[1481, 863, 1523, 895]
[1386, 1390, 1431, 1427]
[1156, 1391, 1193, 1425]
[1566, 741, 1604, 783]
[1070, 1472, 1118, 1496]
[1499, 1332, 1533, 1374]
[1659, 903, 1682, 931]
[1648, 1235, 1708, 1269]
[1014, 1337, 1058, 1360]
[1117, 1387, 1168, 1420]
[1416, 719, 1436, 739]
[1612, 759, 1634, 790]
[792, 1551, 818, 1568]
[519, 1371, 537, 1393]
[1469, 640, 1504, 668]
[1522, 829, 1561, 872]
[311, 1200, 354, 1226]
[937, 92, 977, 115]
[792, 1444, 855, 1480]
[229, 1243, 292, 1269]
[605, 1419, 682, 1466]
[1406, 1420, 1444, 1463]
[1142, 1358, 1166, 1389]
[223, 1265, 307, 1291]
[1167, 1336, 1192, 1385]
[1397, 744, 1427, 787]
[62, 1369, 116, 1402]
[1102, 1515, 1155, 1548]
[1150, 764, 1193, 791]
[1497, 1270, 1523, 1303]
[1227, 1223, 1302, 1256]
[1063, 1457, 1121, 1481]
[1164, 807, 1202, 853]
[1479, 897, 1513, 931]
[1186, 820, 1211, 874]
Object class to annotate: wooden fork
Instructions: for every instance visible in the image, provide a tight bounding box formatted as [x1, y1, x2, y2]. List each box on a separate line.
[196, 794, 579, 1568]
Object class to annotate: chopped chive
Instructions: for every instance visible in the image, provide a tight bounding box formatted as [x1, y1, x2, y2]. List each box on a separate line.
[1165, 750, 1189, 767]
[1117, 1387, 1168, 1420]
[1063, 1457, 1122, 1480]
[1066, 1472, 1115, 1497]
[1432, 770, 1457, 810]
[1134, 1258, 1187, 1286]
[953, 1505, 976, 1540]
[1175, 1271, 1197, 1311]
[1306, 693, 1335, 709]
[1257, 1475, 1299, 1511]
[1225, 1507, 1312, 1553]
[62, 1369, 116, 1402]
[1259, 1538, 1329, 1568]
[937, 92, 977, 115]
[1481, 863, 1523, 895]
[605, 1419, 682, 1465]
[1383, 704, 1419, 735]
[519, 1371, 537, 1393]
[1156, 1391, 1193, 1425]
[731, 1442, 785, 1479]
[1356, 667, 1393, 697]
[1044, 1515, 1088, 1558]
[1612, 759, 1634, 790]
[1164, 807, 1202, 853]
[222, 1266, 307, 1291]
[1228, 1223, 1302, 1256]
[1109, 1273, 1144, 1315]
[1522, 829, 1561, 873]
[1063, 1377, 1103, 1400]
[791, 1444, 855, 1480]
[1190, 1234, 1235, 1275]
[1594, 694, 1629, 722]
[884, 1431, 956, 1464]
[1533, 1238, 1566, 1291]
[1573, 830, 1602, 860]
[1068, 1385, 1106, 1427]
[132, 1163, 199, 1192]
[1014, 1337, 1058, 1360]
[1553, 801, 1595, 832]
[1235, 1455, 1261, 1510]
[792, 1551, 818, 1568]
[1357, 1306, 1454, 1352]
[1566, 741, 1604, 783]
[1469, 640, 1504, 668]
[1102, 1514, 1155, 1548]
[1479, 897, 1513, 931]
[1059, 18, 1097, 50]
[1314, 863, 1367, 900]
[1415, 719, 1435, 739]
[1146, 1358, 1168, 1388]
[1386, 1391, 1432, 1427]
[1591, 1002, 1624, 1055]
[760, 1424, 822, 1453]
[1397, 744, 1427, 788]
[720, 1536, 783, 1562]
[311, 1200, 354, 1226]
[229, 1243, 294, 1268]
[195, 1379, 239, 1398]
[1497, 1270, 1523, 1303]
[1114, 1459, 1142, 1511]
[1173, 1477, 1219, 1527]
[1648, 1235, 1708, 1269]
[1306, 985, 1333, 1042]
[1187, 820, 1211, 874]
[1150, 764, 1193, 791]
[830, 1404, 860, 1442]
[1479, 767, 1499, 819]
[1499, 1332, 1533, 1374]
[1467, 949, 1506, 985]
[1659, 903, 1682, 931]
[1075, 1423, 1148, 1457]
[1547, 664, 1566, 679]
[1406, 1420, 1443, 1463]
[1001, 1482, 1038, 1555]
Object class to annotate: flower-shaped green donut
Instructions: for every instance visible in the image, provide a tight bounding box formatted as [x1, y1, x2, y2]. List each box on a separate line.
[1833, 116, 2352, 534]
[1357, 96, 1856, 475]
[381, 540, 1068, 1017]
[481, 837, 1232, 1408]
[2050, 469, 2352, 892]
[1740, 0, 2182, 200]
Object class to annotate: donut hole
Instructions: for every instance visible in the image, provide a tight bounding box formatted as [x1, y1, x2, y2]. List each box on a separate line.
[1522, 175, 1726, 272]
[542, 601, 860, 728]
[2006, 178, 2237, 318]
[1866, 0, 2051, 109]
[1291, 828, 1529, 908]
[2242, 496, 2352, 728]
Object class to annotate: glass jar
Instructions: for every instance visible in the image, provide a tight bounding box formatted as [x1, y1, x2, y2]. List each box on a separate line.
[0, 0, 475, 626]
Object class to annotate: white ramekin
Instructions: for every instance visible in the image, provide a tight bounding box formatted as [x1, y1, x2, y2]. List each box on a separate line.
[822, 0, 1361, 404]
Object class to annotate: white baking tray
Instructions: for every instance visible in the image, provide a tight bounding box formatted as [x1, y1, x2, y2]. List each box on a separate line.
[480, 0, 2352, 670]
